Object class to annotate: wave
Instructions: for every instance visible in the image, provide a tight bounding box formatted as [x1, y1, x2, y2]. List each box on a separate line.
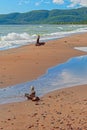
[0, 25, 87, 50]
[0, 32, 37, 50]
[1, 32, 30, 41]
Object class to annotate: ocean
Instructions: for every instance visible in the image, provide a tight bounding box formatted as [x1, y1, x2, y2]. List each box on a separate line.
[0, 24, 87, 50]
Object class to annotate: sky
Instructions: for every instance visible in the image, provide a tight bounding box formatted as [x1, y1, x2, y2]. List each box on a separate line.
[0, 0, 87, 14]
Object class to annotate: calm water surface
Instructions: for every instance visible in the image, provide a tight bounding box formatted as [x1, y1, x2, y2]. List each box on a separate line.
[0, 55, 87, 104]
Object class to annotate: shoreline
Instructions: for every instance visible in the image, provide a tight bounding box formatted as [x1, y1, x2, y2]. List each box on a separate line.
[0, 84, 87, 129]
[0, 33, 87, 129]
[0, 33, 87, 88]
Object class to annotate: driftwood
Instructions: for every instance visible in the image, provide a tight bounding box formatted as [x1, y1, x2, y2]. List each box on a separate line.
[35, 35, 45, 46]
[25, 93, 40, 101]
[35, 42, 45, 46]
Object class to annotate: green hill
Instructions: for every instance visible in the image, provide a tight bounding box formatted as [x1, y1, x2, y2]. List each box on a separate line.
[0, 7, 87, 24]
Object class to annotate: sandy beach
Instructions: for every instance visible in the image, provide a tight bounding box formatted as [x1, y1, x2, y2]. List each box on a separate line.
[0, 33, 87, 88]
[0, 33, 87, 130]
[0, 84, 87, 130]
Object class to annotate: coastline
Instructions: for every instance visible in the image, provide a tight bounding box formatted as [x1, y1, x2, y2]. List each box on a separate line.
[0, 84, 87, 129]
[0, 33, 87, 88]
[0, 33, 87, 129]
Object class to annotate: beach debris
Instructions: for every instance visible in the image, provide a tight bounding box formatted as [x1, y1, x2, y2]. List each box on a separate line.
[35, 35, 45, 46]
[25, 86, 40, 101]
[25, 93, 40, 101]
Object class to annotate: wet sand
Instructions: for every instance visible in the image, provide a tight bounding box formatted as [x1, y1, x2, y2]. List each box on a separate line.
[0, 84, 87, 130]
[0, 33, 87, 88]
[0, 33, 87, 130]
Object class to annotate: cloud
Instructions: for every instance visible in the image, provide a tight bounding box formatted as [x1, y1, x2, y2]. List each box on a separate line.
[18, 0, 30, 5]
[35, 0, 50, 6]
[18, 0, 87, 8]
[68, 0, 87, 7]
[35, 2, 40, 6]
[52, 0, 87, 7]
[53, 0, 64, 4]
[35, 0, 43, 6]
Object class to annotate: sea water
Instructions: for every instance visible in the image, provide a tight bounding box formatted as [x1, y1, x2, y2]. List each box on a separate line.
[0, 55, 87, 104]
[0, 24, 87, 50]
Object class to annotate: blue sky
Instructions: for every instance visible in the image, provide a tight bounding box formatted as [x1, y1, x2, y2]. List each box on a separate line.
[0, 0, 87, 14]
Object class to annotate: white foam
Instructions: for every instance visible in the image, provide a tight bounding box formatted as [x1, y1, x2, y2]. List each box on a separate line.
[0, 32, 37, 50]
[1, 32, 34, 41]
[0, 25, 87, 50]
[75, 47, 87, 52]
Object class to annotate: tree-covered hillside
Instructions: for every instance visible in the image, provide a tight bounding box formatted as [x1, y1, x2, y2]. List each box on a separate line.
[0, 7, 87, 24]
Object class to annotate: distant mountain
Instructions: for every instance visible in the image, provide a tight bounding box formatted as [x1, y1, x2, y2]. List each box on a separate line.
[0, 7, 87, 24]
